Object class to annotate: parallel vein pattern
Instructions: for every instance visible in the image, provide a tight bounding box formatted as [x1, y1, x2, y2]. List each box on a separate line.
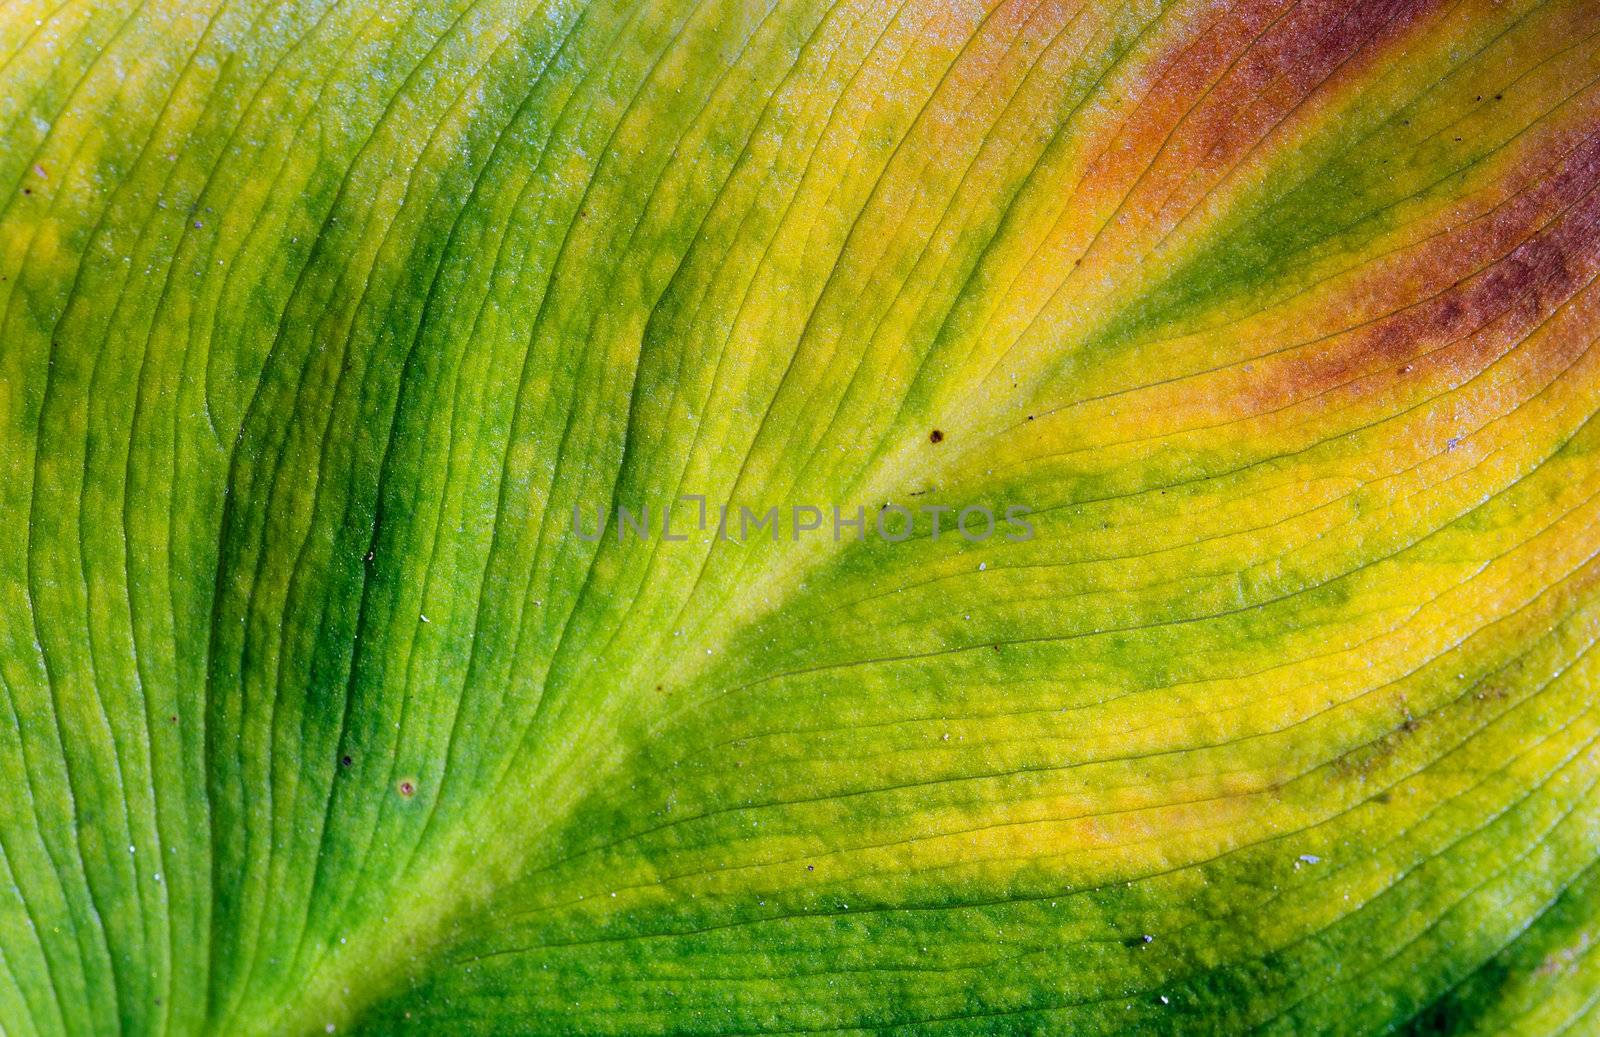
[1, 0, 1599, 1032]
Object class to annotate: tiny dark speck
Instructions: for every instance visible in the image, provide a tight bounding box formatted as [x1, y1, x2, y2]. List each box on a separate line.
[1124, 934, 1154, 948]
[929, 429, 944, 444]
[398, 780, 416, 797]
[340, 755, 352, 767]
[806, 865, 814, 872]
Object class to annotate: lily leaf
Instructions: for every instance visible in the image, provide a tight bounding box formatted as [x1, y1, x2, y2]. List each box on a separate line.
[3, 0, 1600, 1033]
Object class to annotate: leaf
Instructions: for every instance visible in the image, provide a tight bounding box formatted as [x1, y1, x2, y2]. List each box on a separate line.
[2, 0, 1599, 1033]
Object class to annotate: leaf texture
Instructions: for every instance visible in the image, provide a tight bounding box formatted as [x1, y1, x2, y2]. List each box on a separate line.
[2, 0, 1600, 1032]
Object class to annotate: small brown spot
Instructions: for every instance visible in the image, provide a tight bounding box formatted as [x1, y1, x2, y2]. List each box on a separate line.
[928, 429, 944, 444]
[168, 715, 178, 724]
[1474, 683, 1509, 703]
[1398, 364, 1412, 374]
[398, 780, 416, 797]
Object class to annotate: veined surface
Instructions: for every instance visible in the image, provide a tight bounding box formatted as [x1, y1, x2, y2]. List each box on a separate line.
[2, 0, 1600, 1032]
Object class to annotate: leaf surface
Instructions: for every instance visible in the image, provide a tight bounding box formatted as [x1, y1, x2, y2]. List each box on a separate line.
[2, 0, 1600, 1032]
